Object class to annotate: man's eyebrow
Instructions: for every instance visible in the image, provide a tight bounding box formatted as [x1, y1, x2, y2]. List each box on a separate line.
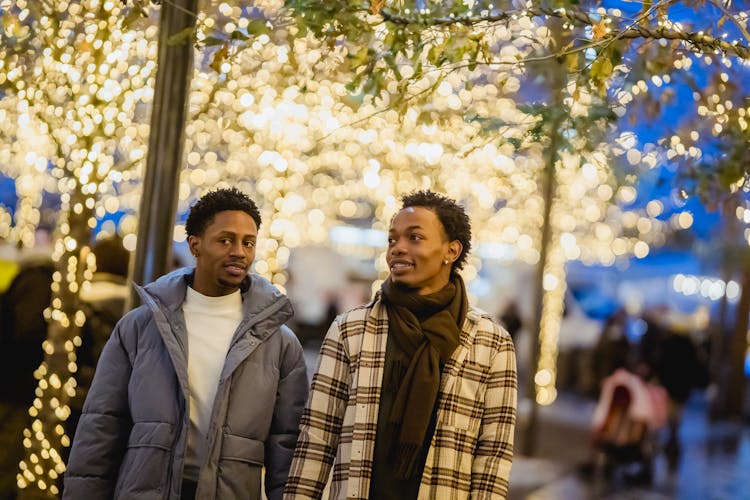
[216, 231, 257, 238]
[388, 225, 424, 233]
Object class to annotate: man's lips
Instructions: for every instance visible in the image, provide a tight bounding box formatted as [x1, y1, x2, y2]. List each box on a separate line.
[389, 261, 413, 272]
[224, 263, 248, 275]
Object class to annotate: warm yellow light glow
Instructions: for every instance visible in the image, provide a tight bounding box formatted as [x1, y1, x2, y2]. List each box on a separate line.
[1, 1, 695, 487]
[677, 211, 694, 229]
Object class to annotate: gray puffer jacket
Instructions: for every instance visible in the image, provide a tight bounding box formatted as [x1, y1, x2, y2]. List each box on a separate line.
[63, 268, 308, 500]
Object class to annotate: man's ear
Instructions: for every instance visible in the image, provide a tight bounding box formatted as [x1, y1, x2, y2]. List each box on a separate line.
[187, 235, 200, 258]
[447, 240, 462, 264]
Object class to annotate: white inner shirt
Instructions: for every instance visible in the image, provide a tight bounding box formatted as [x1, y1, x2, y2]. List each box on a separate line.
[182, 286, 243, 481]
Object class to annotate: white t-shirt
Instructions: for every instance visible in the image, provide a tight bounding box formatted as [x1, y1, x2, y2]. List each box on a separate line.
[182, 286, 243, 481]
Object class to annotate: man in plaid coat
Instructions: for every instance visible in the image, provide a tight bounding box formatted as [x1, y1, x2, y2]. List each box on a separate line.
[284, 191, 517, 499]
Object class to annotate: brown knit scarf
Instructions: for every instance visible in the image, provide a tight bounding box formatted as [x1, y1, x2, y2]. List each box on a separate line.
[380, 274, 468, 479]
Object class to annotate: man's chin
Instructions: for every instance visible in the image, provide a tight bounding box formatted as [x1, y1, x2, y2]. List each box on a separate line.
[390, 277, 418, 290]
[218, 276, 244, 289]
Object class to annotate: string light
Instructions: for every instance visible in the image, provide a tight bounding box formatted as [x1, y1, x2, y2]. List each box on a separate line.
[178, 1, 673, 406]
[1, 0, 158, 493]
[0, 7, 705, 493]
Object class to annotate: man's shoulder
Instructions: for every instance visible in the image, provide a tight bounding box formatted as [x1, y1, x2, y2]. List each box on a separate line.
[337, 299, 379, 324]
[114, 303, 155, 333]
[339, 302, 373, 319]
[278, 323, 304, 350]
[468, 305, 495, 326]
[327, 301, 380, 341]
[468, 306, 512, 343]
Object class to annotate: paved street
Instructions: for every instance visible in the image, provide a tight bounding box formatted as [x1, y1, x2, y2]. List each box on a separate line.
[512, 388, 750, 499]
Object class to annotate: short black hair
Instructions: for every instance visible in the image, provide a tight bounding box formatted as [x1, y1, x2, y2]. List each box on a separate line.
[185, 188, 261, 237]
[401, 190, 472, 272]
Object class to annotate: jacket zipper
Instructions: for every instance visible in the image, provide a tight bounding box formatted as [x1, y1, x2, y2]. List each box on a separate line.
[165, 395, 185, 499]
[136, 277, 289, 498]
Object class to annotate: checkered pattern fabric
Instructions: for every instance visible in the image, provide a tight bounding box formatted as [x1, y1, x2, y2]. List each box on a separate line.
[284, 292, 517, 500]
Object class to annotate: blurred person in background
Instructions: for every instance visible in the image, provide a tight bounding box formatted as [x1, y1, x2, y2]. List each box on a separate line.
[67, 236, 132, 443]
[639, 307, 709, 470]
[285, 246, 347, 346]
[592, 308, 631, 395]
[0, 230, 54, 404]
[284, 190, 517, 500]
[64, 188, 308, 500]
[79, 236, 131, 361]
[499, 300, 523, 342]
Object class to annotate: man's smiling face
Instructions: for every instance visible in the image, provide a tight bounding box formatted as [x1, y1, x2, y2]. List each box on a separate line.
[188, 210, 257, 296]
[386, 206, 459, 295]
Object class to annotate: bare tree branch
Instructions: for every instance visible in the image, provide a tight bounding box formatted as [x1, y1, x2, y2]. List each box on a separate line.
[705, 0, 750, 45]
[381, 6, 750, 59]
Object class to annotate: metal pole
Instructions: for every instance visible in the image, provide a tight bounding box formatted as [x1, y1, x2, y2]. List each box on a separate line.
[130, 0, 198, 306]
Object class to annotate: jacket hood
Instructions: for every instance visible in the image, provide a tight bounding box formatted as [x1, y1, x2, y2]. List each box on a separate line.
[136, 267, 293, 338]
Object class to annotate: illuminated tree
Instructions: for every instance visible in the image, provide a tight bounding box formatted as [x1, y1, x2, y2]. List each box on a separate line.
[0, 1, 157, 495]
[3, 2, 746, 490]
[273, 0, 750, 447]
[673, 74, 750, 419]
[145, 8, 683, 461]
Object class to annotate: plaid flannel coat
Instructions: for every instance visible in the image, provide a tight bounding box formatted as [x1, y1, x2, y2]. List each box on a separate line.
[284, 291, 517, 500]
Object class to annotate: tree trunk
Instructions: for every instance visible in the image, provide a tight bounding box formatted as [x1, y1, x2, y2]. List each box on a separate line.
[725, 265, 749, 418]
[710, 197, 740, 420]
[520, 60, 566, 456]
[18, 188, 94, 499]
[130, 0, 198, 304]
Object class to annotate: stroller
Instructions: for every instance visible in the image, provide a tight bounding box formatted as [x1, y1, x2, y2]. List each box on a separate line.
[590, 368, 669, 483]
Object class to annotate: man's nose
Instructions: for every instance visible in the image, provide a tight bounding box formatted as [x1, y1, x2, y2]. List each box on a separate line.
[230, 240, 245, 255]
[390, 239, 405, 255]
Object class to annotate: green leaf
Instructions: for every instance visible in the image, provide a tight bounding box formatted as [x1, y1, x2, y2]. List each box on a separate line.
[203, 36, 225, 47]
[246, 19, 271, 36]
[122, 7, 148, 31]
[347, 46, 370, 68]
[427, 45, 442, 65]
[566, 53, 580, 72]
[383, 53, 402, 81]
[591, 56, 613, 79]
[230, 31, 250, 41]
[167, 26, 195, 46]
[587, 104, 616, 122]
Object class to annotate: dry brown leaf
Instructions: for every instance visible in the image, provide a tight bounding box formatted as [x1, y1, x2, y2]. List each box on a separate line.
[210, 43, 229, 73]
[592, 21, 608, 40]
[371, 0, 386, 15]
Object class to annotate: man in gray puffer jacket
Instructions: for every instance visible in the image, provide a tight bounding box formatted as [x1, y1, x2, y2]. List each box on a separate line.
[64, 188, 308, 500]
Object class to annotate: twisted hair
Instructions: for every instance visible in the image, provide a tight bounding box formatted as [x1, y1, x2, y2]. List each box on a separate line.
[401, 190, 471, 271]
